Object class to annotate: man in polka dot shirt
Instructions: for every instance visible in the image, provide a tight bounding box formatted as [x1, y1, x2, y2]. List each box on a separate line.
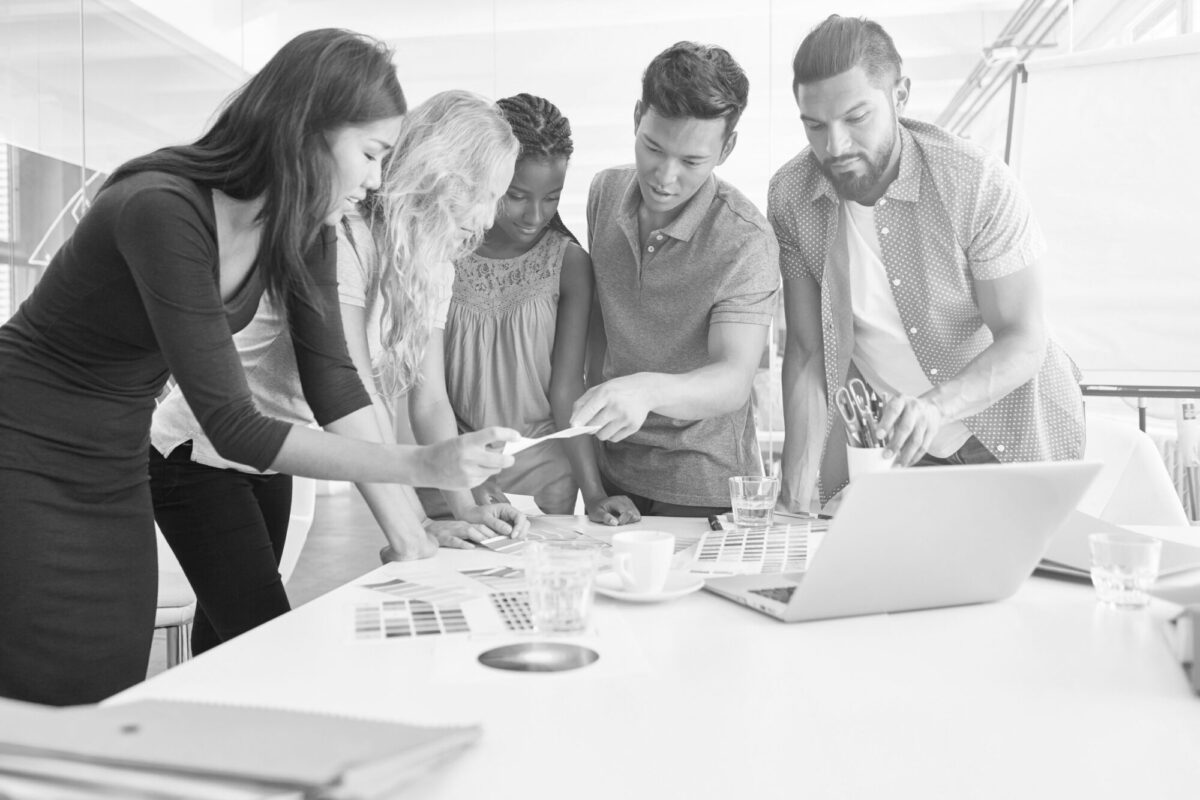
[769, 15, 1085, 512]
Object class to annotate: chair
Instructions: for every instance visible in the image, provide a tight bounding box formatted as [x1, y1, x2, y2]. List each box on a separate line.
[155, 527, 196, 668]
[154, 476, 317, 668]
[277, 475, 316, 585]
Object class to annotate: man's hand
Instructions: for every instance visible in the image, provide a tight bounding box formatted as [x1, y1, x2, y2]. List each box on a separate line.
[416, 427, 518, 489]
[876, 394, 946, 467]
[570, 375, 655, 442]
[458, 503, 530, 539]
[585, 494, 641, 526]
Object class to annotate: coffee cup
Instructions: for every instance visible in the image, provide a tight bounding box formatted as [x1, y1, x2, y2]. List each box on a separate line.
[611, 530, 675, 594]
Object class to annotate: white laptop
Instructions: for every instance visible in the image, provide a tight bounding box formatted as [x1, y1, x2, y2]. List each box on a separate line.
[704, 461, 1102, 622]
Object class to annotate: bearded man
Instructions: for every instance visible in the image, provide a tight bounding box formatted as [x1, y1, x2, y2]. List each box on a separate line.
[769, 14, 1085, 512]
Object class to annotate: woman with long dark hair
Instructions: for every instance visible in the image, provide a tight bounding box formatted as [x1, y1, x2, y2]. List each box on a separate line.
[0, 29, 515, 706]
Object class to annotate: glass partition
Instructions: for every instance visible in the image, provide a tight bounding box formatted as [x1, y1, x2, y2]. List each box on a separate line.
[0, 0, 86, 322]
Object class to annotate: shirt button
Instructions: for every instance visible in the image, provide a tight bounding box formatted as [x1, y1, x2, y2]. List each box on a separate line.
[880, 227, 890, 235]
[996, 444, 1006, 453]
[930, 368, 938, 376]
[892, 278, 901, 286]
[656, 234, 664, 240]
[647, 246, 655, 252]
[909, 326, 917, 334]
[878, 198, 886, 206]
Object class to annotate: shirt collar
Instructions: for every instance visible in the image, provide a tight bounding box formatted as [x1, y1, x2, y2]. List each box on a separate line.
[885, 123, 921, 203]
[619, 171, 719, 242]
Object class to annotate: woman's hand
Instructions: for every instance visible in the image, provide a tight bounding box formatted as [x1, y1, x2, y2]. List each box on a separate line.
[378, 531, 439, 562]
[459, 503, 530, 539]
[415, 427, 518, 489]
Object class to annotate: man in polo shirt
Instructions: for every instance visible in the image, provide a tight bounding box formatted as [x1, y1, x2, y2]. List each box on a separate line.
[770, 15, 1084, 513]
[571, 41, 780, 517]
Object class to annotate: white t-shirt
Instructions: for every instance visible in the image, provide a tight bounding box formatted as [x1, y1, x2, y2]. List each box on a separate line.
[842, 200, 971, 458]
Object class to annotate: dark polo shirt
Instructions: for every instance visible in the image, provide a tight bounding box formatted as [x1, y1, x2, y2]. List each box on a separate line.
[586, 166, 780, 506]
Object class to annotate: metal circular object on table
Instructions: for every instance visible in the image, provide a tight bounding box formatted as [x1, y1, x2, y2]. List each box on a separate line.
[477, 642, 599, 673]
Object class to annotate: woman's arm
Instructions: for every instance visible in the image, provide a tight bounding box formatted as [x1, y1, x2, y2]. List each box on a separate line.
[121, 180, 514, 489]
[549, 244, 639, 525]
[333, 301, 437, 559]
[408, 329, 528, 537]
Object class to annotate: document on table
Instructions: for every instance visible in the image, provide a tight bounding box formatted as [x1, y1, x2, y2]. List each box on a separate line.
[503, 425, 600, 455]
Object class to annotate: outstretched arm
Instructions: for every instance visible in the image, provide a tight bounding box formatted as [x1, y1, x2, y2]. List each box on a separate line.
[570, 320, 767, 442]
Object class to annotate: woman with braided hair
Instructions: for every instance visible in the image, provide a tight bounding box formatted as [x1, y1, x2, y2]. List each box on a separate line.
[428, 93, 639, 524]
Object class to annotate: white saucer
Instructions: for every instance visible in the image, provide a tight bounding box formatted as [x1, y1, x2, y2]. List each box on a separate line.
[594, 570, 705, 603]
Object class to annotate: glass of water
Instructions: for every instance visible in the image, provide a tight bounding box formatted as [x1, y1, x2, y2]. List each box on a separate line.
[525, 541, 601, 634]
[729, 475, 779, 530]
[1088, 532, 1162, 609]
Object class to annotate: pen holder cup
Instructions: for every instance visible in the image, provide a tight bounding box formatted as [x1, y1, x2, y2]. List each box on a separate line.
[846, 445, 895, 482]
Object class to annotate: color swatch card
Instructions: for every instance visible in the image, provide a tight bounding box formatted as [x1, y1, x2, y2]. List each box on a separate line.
[477, 517, 597, 556]
[354, 599, 470, 640]
[503, 425, 600, 455]
[460, 565, 527, 593]
[359, 576, 478, 607]
[352, 591, 536, 642]
[687, 527, 823, 575]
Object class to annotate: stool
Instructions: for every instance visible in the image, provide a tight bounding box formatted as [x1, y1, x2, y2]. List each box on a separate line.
[155, 570, 196, 668]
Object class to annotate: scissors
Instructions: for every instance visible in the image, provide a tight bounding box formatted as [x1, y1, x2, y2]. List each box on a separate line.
[834, 387, 865, 447]
[846, 378, 881, 447]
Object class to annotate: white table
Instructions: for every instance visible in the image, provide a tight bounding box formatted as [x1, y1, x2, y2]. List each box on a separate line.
[114, 517, 1200, 799]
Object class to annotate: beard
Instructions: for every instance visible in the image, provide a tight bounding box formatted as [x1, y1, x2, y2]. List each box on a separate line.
[817, 126, 896, 203]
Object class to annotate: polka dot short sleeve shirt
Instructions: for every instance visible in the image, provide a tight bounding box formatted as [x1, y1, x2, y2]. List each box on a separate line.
[768, 119, 1084, 505]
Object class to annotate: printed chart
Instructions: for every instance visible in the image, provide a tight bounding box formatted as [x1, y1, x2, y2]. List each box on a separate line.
[688, 527, 819, 574]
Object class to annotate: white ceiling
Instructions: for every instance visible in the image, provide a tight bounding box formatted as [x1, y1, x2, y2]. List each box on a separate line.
[2, 0, 1027, 203]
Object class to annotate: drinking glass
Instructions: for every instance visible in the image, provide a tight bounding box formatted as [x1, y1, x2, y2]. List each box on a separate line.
[729, 476, 779, 530]
[525, 541, 601, 634]
[1088, 532, 1162, 608]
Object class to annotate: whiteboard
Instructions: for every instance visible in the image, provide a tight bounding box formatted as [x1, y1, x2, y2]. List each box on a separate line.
[1013, 34, 1200, 372]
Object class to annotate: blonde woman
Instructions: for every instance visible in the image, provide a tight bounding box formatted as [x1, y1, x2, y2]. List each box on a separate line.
[150, 90, 524, 655]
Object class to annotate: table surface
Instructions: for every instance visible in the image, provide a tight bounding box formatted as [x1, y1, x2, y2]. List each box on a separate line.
[113, 516, 1200, 800]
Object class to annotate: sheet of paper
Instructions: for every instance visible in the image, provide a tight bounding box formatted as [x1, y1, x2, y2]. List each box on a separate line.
[503, 426, 600, 455]
[502, 493, 542, 517]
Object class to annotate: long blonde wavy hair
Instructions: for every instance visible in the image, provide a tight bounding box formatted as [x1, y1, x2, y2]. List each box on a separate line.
[364, 90, 518, 397]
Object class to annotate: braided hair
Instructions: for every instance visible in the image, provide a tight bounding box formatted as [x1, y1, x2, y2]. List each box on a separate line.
[495, 93, 579, 244]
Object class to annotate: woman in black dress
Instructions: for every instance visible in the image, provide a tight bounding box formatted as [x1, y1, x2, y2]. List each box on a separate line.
[0, 28, 516, 706]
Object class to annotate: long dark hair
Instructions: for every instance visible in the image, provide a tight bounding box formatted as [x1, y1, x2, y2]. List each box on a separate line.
[495, 93, 578, 245]
[103, 28, 406, 309]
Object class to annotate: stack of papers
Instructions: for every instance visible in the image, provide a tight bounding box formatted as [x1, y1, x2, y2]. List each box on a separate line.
[0, 698, 480, 799]
[1038, 511, 1200, 581]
